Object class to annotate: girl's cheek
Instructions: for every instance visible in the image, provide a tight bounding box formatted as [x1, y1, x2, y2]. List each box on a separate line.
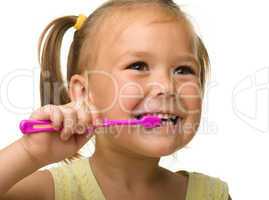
[117, 81, 145, 114]
[177, 80, 202, 114]
[88, 74, 117, 113]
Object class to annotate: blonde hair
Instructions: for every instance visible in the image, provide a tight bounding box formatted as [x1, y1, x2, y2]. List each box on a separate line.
[38, 0, 210, 162]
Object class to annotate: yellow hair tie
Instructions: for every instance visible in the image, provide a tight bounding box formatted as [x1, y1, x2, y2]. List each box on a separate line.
[74, 14, 87, 30]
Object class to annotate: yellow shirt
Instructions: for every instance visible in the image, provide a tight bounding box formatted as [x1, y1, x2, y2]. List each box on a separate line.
[48, 158, 229, 200]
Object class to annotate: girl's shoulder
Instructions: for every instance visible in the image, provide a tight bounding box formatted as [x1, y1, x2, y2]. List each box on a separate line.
[48, 158, 105, 200]
[176, 170, 230, 200]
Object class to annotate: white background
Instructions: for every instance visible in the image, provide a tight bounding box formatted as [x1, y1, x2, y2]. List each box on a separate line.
[0, 0, 269, 199]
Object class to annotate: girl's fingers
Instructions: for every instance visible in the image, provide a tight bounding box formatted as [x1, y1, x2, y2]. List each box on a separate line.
[30, 104, 64, 130]
[30, 101, 97, 143]
[73, 97, 103, 133]
[58, 95, 102, 140]
[59, 106, 78, 141]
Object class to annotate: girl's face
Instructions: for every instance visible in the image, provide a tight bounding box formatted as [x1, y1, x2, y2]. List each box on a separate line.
[85, 8, 202, 157]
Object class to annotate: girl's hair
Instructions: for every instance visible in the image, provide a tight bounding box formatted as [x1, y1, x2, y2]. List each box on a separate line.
[38, 0, 210, 163]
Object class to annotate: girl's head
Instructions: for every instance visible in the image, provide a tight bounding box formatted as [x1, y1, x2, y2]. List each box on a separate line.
[39, 0, 209, 159]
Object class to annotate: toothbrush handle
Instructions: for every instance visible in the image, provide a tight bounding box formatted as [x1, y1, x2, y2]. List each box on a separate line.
[19, 119, 59, 134]
[20, 119, 98, 135]
[19, 118, 139, 135]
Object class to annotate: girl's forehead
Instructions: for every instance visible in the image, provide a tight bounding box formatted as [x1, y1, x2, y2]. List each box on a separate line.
[84, 6, 194, 69]
[102, 6, 187, 44]
[97, 17, 194, 64]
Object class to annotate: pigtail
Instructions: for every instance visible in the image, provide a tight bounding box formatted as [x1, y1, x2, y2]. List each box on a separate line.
[38, 16, 77, 106]
[38, 16, 86, 163]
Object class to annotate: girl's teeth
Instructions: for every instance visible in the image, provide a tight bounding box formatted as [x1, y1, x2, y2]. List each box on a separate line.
[156, 113, 170, 119]
[162, 120, 174, 126]
[145, 113, 176, 119]
[135, 113, 178, 122]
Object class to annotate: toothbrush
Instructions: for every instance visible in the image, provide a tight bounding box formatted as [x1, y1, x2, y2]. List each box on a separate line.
[19, 115, 162, 135]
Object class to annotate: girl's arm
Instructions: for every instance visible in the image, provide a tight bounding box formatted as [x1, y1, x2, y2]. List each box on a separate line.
[0, 139, 54, 200]
[0, 102, 98, 199]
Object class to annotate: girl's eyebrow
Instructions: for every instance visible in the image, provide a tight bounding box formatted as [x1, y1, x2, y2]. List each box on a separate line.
[117, 50, 199, 66]
[117, 50, 154, 60]
[176, 54, 199, 67]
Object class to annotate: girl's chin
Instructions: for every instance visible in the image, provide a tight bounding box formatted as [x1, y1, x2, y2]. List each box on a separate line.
[110, 122, 185, 156]
[134, 135, 181, 157]
[139, 145, 178, 158]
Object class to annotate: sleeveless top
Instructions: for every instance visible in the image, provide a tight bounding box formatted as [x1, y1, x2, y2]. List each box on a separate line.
[48, 158, 229, 200]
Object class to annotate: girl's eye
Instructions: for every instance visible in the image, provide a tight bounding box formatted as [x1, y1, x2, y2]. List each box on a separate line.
[126, 61, 149, 71]
[173, 66, 195, 75]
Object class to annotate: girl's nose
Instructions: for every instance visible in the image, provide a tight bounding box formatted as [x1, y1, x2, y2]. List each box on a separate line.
[148, 71, 176, 98]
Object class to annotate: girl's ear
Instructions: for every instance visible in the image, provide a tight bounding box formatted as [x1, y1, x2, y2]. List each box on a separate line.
[68, 74, 88, 102]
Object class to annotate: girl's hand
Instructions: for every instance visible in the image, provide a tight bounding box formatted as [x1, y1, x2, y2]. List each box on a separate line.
[19, 100, 102, 167]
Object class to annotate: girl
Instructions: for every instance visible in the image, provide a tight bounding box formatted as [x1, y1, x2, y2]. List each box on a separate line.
[0, 0, 231, 199]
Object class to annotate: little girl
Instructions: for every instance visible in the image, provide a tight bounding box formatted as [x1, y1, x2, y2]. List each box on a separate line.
[0, 0, 231, 199]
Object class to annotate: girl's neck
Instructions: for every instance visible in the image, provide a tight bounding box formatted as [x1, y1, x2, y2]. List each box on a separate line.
[90, 138, 166, 189]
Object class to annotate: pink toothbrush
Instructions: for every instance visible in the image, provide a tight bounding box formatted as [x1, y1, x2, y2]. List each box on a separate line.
[19, 115, 162, 135]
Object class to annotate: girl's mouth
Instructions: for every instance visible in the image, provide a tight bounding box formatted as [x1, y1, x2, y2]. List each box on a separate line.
[133, 112, 180, 126]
